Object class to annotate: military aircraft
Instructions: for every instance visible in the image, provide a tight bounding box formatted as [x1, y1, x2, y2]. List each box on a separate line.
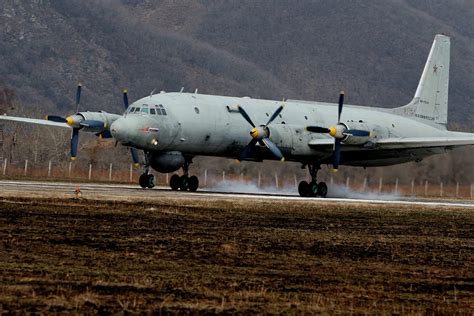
[1, 34, 474, 197]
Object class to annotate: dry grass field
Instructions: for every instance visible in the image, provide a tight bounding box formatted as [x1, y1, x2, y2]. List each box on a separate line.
[0, 195, 473, 314]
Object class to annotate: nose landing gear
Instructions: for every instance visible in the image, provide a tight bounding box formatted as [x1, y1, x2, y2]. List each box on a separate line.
[139, 152, 155, 189]
[298, 164, 328, 198]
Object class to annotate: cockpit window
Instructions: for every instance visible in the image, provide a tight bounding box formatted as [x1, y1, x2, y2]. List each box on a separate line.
[134, 107, 141, 113]
[150, 108, 156, 115]
[141, 108, 149, 114]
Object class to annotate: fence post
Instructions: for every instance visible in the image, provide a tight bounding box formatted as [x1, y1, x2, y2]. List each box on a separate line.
[378, 177, 383, 193]
[362, 178, 367, 192]
[424, 181, 429, 196]
[204, 169, 207, 187]
[165, 173, 169, 185]
[294, 174, 298, 188]
[109, 163, 113, 181]
[275, 172, 279, 189]
[470, 183, 473, 199]
[455, 182, 459, 198]
[345, 177, 350, 189]
[257, 171, 261, 188]
[48, 160, 52, 177]
[394, 178, 399, 194]
[88, 163, 92, 180]
[439, 182, 443, 197]
[129, 164, 133, 182]
[24, 160, 28, 176]
[240, 173, 244, 182]
[222, 171, 225, 183]
[68, 161, 72, 177]
[330, 176, 334, 185]
[3, 158, 7, 176]
[411, 179, 415, 196]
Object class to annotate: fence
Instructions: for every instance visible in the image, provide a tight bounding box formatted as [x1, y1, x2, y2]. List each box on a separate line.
[1, 159, 473, 199]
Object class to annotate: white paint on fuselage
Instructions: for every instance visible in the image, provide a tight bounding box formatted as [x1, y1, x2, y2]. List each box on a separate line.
[123, 92, 451, 165]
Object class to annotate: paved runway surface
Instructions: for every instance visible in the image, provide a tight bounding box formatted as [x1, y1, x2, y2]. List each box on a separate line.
[0, 179, 473, 208]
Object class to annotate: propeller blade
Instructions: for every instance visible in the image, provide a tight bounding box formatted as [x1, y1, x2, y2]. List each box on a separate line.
[237, 105, 256, 128]
[80, 120, 105, 128]
[123, 89, 129, 109]
[265, 105, 284, 126]
[338, 91, 344, 123]
[130, 147, 140, 166]
[332, 139, 342, 171]
[70, 128, 79, 160]
[46, 115, 67, 123]
[306, 126, 331, 133]
[75, 83, 82, 113]
[262, 138, 284, 161]
[345, 129, 370, 137]
[238, 139, 258, 161]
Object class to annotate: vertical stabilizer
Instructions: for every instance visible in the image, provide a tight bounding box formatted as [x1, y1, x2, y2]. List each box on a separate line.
[393, 34, 450, 128]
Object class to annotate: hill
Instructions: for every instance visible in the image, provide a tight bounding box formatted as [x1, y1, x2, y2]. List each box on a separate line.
[1, 0, 473, 127]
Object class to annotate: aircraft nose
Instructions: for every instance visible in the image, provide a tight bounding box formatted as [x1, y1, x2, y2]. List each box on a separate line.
[110, 118, 128, 143]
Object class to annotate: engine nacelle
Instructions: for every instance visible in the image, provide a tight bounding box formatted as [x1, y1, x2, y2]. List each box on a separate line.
[341, 122, 371, 145]
[149, 151, 185, 173]
[67, 111, 121, 134]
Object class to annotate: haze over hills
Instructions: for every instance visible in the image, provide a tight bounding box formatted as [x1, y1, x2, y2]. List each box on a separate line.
[1, 0, 473, 128]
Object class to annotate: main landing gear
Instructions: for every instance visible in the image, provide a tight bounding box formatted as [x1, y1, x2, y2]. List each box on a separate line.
[298, 164, 328, 198]
[169, 160, 199, 192]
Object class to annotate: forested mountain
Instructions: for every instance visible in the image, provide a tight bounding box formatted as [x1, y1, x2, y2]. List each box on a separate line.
[0, 0, 473, 183]
[1, 0, 473, 126]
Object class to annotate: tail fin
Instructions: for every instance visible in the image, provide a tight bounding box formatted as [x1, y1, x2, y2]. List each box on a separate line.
[392, 34, 450, 129]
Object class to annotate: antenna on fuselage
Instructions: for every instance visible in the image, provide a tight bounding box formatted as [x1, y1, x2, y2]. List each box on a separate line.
[180, 87, 184, 93]
[194, 88, 198, 94]
[149, 88, 156, 97]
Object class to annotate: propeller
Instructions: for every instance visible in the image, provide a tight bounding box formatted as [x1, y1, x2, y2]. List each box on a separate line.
[122, 89, 140, 167]
[306, 91, 370, 171]
[237, 104, 285, 161]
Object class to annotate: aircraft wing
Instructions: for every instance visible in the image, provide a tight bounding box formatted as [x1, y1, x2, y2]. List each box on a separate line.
[374, 135, 474, 149]
[0, 115, 70, 128]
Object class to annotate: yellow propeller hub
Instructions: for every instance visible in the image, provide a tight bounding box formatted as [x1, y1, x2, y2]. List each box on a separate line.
[66, 116, 74, 126]
[250, 127, 259, 139]
[329, 126, 337, 137]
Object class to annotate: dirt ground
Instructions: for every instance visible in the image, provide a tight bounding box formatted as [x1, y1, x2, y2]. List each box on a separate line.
[0, 195, 473, 314]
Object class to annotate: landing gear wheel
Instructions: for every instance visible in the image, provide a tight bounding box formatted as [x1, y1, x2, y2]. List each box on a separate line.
[170, 174, 180, 191]
[139, 173, 155, 189]
[179, 175, 189, 191]
[139, 174, 148, 188]
[146, 174, 155, 188]
[188, 176, 199, 192]
[298, 181, 311, 197]
[310, 181, 319, 197]
[318, 182, 328, 198]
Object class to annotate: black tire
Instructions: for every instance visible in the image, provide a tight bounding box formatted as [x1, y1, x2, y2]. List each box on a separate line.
[146, 174, 155, 189]
[139, 174, 148, 188]
[298, 181, 310, 197]
[188, 176, 199, 192]
[179, 175, 189, 191]
[170, 174, 180, 191]
[318, 182, 328, 198]
[310, 181, 319, 197]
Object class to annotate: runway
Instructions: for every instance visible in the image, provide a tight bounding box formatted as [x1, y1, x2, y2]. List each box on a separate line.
[0, 179, 473, 208]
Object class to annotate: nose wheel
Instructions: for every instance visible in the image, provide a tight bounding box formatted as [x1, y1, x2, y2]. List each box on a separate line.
[139, 173, 155, 189]
[298, 164, 328, 198]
